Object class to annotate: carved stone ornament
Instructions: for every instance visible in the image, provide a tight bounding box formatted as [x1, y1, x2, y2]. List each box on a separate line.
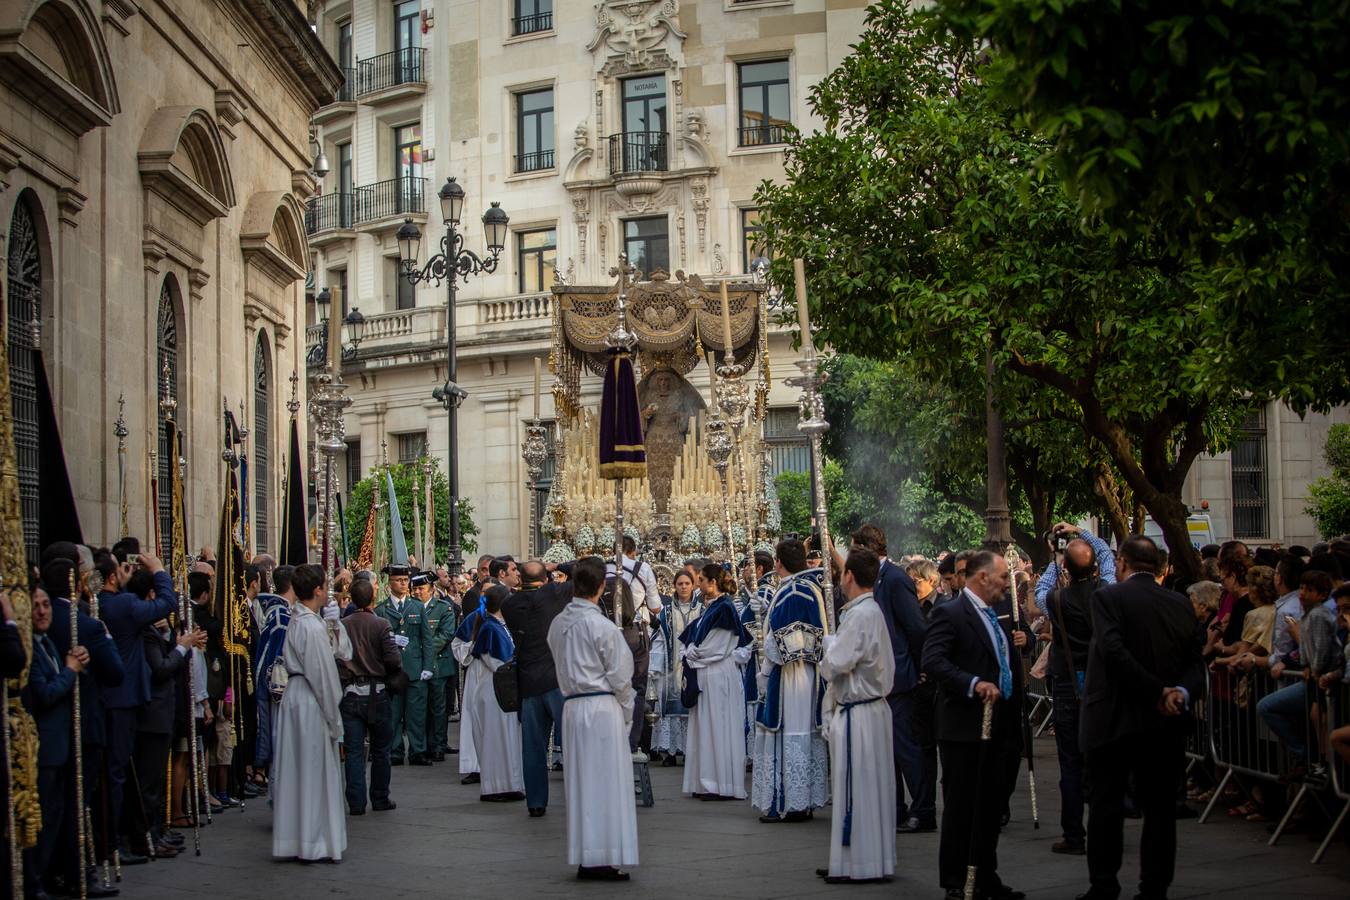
[589, 0, 687, 71]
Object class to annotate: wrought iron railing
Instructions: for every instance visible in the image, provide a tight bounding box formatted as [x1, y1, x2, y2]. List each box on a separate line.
[608, 131, 669, 175]
[305, 193, 355, 234]
[335, 67, 356, 102]
[738, 123, 789, 147]
[515, 149, 555, 173]
[354, 177, 426, 224]
[512, 10, 552, 35]
[356, 47, 426, 96]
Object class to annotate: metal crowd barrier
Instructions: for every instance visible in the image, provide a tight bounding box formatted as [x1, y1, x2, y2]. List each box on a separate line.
[1026, 637, 1054, 737]
[1194, 665, 1349, 863]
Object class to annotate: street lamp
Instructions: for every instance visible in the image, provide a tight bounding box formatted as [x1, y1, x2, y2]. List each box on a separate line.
[397, 176, 508, 575]
[344, 307, 366, 354]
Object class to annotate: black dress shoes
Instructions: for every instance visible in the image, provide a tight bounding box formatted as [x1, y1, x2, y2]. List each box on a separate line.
[528, 807, 546, 818]
[408, 754, 433, 766]
[577, 866, 630, 881]
[1052, 839, 1086, 855]
[372, 800, 397, 811]
[348, 808, 366, 816]
[431, 751, 446, 762]
[460, 772, 480, 785]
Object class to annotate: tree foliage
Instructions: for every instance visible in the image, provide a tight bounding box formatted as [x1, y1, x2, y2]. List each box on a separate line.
[936, 0, 1350, 411]
[344, 460, 479, 565]
[754, 2, 1262, 576]
[1306, 424, 1350, 540]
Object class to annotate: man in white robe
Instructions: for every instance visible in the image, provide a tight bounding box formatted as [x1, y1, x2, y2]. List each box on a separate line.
[272, 564, 348, 862]
[547, 557, 638, 881]
[752, 539, 830, 823]
[817, 547, 895, 884]
[681, 567, 751, 799]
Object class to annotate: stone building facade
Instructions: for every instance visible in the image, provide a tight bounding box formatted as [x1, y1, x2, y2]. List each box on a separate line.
[1, 0, 340, 561]
[304, 0, 1345, 560]
[303, 0, 865, 556]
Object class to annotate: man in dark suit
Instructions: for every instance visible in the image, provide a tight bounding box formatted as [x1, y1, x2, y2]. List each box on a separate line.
[851, 524, 931, 832]
[134, 613, 200, 857]
[503, 560, 573, 817]
[23, 586, 85, 900]
[1077, 536, 1204, 900]
[922, 550, 1025, 900]
[93, 547, 179, 864]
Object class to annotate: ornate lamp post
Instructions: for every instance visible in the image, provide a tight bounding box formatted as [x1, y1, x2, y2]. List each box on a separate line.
[397, 176, 508, 575]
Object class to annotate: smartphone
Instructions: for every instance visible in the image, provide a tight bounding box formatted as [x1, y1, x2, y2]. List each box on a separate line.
[127, 553, 140, 566]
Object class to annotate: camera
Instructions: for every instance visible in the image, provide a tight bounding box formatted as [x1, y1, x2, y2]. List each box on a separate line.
[127, 553, 140, 566]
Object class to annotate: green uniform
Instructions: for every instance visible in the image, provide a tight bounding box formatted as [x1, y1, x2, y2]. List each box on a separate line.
[423, 596, 457, 754]
[376, 593, 431, 760]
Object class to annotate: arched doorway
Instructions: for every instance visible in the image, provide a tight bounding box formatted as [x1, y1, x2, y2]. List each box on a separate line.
[6, 194, 43, 564]
[254, 333, 271, 555]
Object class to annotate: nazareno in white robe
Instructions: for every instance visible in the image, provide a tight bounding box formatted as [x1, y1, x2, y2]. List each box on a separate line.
[272, 603, 348, 861]
[682, 605, 748, 798]
[819, 592, 896, 879]
[451, 635, 479, 774]
[547, 599, 639, 868]
[467, 636, 524, 795]
[751, 624, 830, 815]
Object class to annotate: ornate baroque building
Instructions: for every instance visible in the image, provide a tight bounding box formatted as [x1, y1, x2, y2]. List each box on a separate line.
[304, 0, 858, 555]
[0, 0, 340, 561]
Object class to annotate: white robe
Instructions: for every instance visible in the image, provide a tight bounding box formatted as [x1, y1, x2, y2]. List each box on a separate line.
[467, 649, 523, 795]
[649, 599, 701, 755]
[819, 593, 896, 879]
[682, 624, 747, 797]
[751, 629, 829, 815]
[451, 636, 479, 774]
[272, 604, 348, 861]
[547, 599, 639, 867]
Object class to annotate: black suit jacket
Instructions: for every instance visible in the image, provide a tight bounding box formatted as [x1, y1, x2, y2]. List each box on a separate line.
[23, 635, 77, 767]
[1079, 573, 1205, 752]
[922, 591, 1025, 745]
[138, 627, 189, 735]
[874, 559, 927, 695]
[47, 596, 124, 747]
[502, 582, 573, 699]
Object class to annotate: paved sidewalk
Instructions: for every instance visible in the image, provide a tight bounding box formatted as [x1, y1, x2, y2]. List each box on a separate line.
[116, 731, 1350, 899]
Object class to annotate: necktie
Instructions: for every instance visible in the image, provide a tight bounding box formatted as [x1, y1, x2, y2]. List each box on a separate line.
[980, 606, 1013, 698]
[37, 634, 59, 672]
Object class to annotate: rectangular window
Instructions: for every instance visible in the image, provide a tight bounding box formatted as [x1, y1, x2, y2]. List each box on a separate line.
[389, 256, 415, 310]
[622, 75, 667, 135]
[337, 19, 353, 70]
[346, 438, 362, 501]
[337, 143, 353, 227]
[738, 60, 791, 147]
[765, 407, 810, 476]
[1231, 409, 1269, 539]
[741, 208, 766, 273]
[517, 227, 558, 293]
[623, 216, 669, 277]
[394, 1, 421, 52]
[398, 431, 428, 465]
[394, 123, 422, 213]
[515, 88, 555, 173]
[513, 0, 552, 35]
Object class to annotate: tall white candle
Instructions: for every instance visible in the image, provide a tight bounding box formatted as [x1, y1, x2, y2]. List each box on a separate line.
[793, 258, 813, 353]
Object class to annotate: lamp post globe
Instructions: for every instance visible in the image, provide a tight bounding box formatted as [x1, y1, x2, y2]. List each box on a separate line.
[439, 176, 465, 225]
[315, 286, 331, 322]
[483, 202, 509, 256]
[344, 307, 366, 350]
[396, 218, 422, 274]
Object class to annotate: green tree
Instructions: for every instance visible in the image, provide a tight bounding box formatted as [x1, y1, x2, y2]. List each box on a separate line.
[1306, 424, 1350, 540]
[755, 2, 1251, 576]
[344, 460, 479, 565]
[936, 0, 1350, 411]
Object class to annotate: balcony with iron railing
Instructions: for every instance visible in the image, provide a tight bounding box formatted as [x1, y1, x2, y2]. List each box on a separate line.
[354, 177, 426, 229]
[514, 148, 555, 174]
[738, 122, 790, 148]
[608, 131, 669, 176]
[356, 48, 427, 101]
[305, 192, 355, 243]
[313, 67, 358, 126]
[512, 10, 552, 35]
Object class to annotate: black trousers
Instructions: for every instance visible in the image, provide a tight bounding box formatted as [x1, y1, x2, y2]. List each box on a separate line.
[25, 764, 69, 895]
[132, 731, 172, 843]
[1085, 727, 1185, 899]
[1051, 679, 1086, 843]
[910, 680, 938, 823]
[938, 734, 1016, 892]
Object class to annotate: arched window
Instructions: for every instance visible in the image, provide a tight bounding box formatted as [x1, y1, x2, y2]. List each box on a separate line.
[6, 195, 43, 565]
[156, 276, 180, 556]
[253, 333, 271, 554]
